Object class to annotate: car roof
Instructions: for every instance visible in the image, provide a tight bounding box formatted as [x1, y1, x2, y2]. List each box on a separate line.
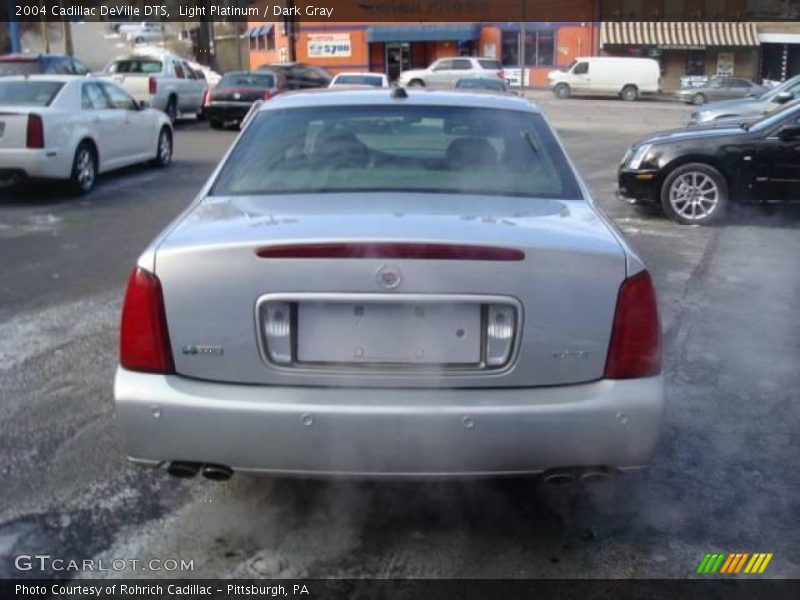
[0, 74, 81, 83]
[0, 54, 69, 61]
[334, 72, 385, 77]
[262, 88, 537, 112]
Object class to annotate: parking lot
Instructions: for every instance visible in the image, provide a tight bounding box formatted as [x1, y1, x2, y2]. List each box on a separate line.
[1, 95, 798, 579]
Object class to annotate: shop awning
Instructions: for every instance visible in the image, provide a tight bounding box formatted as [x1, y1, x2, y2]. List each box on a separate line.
[247, 24, 273, 38]
[367, 25, 479, 43]
[601, 22, 759, 48]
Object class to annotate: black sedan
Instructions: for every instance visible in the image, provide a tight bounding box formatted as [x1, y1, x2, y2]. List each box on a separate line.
[618, 101, 800, 225]
[205, 70, 288, 129]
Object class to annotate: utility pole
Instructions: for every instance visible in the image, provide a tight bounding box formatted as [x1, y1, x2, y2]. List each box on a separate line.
[287, 0, 297, 62]
[5, 0, 21, 53]
[60, 0, 74, 56]
[518, 0, 526, 89]
[40, 4, 50, 54]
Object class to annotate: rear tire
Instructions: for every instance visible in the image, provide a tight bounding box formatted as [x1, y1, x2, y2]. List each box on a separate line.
[151, 127, 172, 168]
[554, 83, 570, 99]
[660, 162, 728, 225]
[407, 79, 425, 88]
[68, 142, 97, 195]
[165, 96, 178, 124]
[621, 85, 639, 101]
[209, 118, 224, 130]
[692, 93, 706, 106]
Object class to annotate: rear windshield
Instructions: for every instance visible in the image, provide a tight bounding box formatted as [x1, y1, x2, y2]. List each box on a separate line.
[0, 60, 40, 76]
[0, 81, 64, 106]
[219, 73, 275, 88]
[478, 60, 502, 70]
[212, 105, 582, 200]
[334, 74, 384, 87]
[106, 59, 162, 74]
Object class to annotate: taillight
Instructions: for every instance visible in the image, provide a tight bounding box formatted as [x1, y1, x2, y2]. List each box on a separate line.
[26, 114, 44, 149]
[255, 243, 524, 261]
[263, 90, 273, 100]
[496, 70, 505, 79]
[120, 267, 175, 374]
[604, 270, 661, 379]
[148, 76, 157, 95]
[202, 89, 210, 106]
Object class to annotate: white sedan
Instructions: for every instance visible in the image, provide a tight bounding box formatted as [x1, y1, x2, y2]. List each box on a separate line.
[329, 72, 390, 89]
[0, 76, 173, 194]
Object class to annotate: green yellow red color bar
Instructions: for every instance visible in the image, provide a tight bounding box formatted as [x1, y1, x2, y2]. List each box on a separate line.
[697, 552, 773, 574]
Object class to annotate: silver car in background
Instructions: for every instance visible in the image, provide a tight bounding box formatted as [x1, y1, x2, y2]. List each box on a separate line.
[115, 89, 663, 481]
[689, 73, 800, 124]
[674, 76, 765, 106]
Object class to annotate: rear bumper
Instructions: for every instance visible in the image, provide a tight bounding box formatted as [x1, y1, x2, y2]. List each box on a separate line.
[114, 368, 664, 477]
[205, 102, 253, 122]
[0, 148, 68, 180]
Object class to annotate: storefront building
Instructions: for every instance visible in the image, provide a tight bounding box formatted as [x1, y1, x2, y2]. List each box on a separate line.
[599, 21, 760, 89]
[245, 21, 598, 86]
[757, 23, 800, 83]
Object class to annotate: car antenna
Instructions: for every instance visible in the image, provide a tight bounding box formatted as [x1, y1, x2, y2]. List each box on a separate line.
[392, 87, 408, 99]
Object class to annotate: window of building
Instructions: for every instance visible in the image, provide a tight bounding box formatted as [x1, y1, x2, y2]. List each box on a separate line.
[250, 34, 257, 51]
[257, 33, 266, 51]
[747, 0, 796, 18]
[502, 29, 557, 66]
[686, 50, 706, 76]
[267, 28, 276, 50]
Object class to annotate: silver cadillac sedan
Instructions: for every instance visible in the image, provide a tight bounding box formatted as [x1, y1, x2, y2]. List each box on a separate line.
[115, 89, 663, 481]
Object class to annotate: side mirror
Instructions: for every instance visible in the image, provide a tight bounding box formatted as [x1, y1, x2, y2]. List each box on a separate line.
[778, 124, 800, 141]
[775, 91, 793, 104]
[138, 100, 150, 110]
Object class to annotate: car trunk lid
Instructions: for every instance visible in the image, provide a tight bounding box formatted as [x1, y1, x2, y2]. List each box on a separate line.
[154, 193, 627, 388]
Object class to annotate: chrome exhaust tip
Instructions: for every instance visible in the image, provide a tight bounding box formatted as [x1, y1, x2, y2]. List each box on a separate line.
[201, 464, 233, 481]
[542, 470, 578, 486]
[579, 468, 615, 484]
[166, 461, 201, 478]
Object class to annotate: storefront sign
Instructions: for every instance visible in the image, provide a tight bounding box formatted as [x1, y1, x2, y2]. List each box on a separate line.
[717, 52, 735, 76]
[504, 68, 528, 88]
[308, 33, 352, 58]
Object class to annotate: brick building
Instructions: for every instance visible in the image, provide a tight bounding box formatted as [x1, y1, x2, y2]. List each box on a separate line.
[245, 21, 599, 87]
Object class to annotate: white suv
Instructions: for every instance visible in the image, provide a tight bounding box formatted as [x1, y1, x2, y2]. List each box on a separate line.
[398, 57, 504, 88]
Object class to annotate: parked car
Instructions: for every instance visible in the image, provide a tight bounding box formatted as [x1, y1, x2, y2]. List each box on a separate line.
[205, 70, 288, 129]
[116, 21, 159, 36]
[0, 76, 172, 194]
[397, 57, 504, 88]
[257, 62, 332, 90]
[329, 72, 389, 88]
[674, 77, 765, 105]
[689, 74, 800, 125]
[454, 77, 510, 93]
[125, 23, 175, 45]
[115, 89, 663, 481]
[0, 54, 90, 77]
[618, 100, 800, 225]
[548, 57, 660, 101]
[103, 52, 207, 122]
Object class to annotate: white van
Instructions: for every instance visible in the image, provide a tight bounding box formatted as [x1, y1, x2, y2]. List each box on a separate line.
[548, 57, 660, 101]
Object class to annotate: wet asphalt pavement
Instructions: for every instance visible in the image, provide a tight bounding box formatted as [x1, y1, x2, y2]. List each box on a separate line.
[1, 96, 798, 580]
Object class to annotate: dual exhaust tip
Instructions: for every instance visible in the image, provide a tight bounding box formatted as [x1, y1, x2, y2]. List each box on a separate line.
[541, 467, 616, 486]
[166, 461, 232, 481]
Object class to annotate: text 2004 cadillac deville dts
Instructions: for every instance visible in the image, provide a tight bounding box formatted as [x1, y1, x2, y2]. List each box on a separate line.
[114, 89, 663, 481]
